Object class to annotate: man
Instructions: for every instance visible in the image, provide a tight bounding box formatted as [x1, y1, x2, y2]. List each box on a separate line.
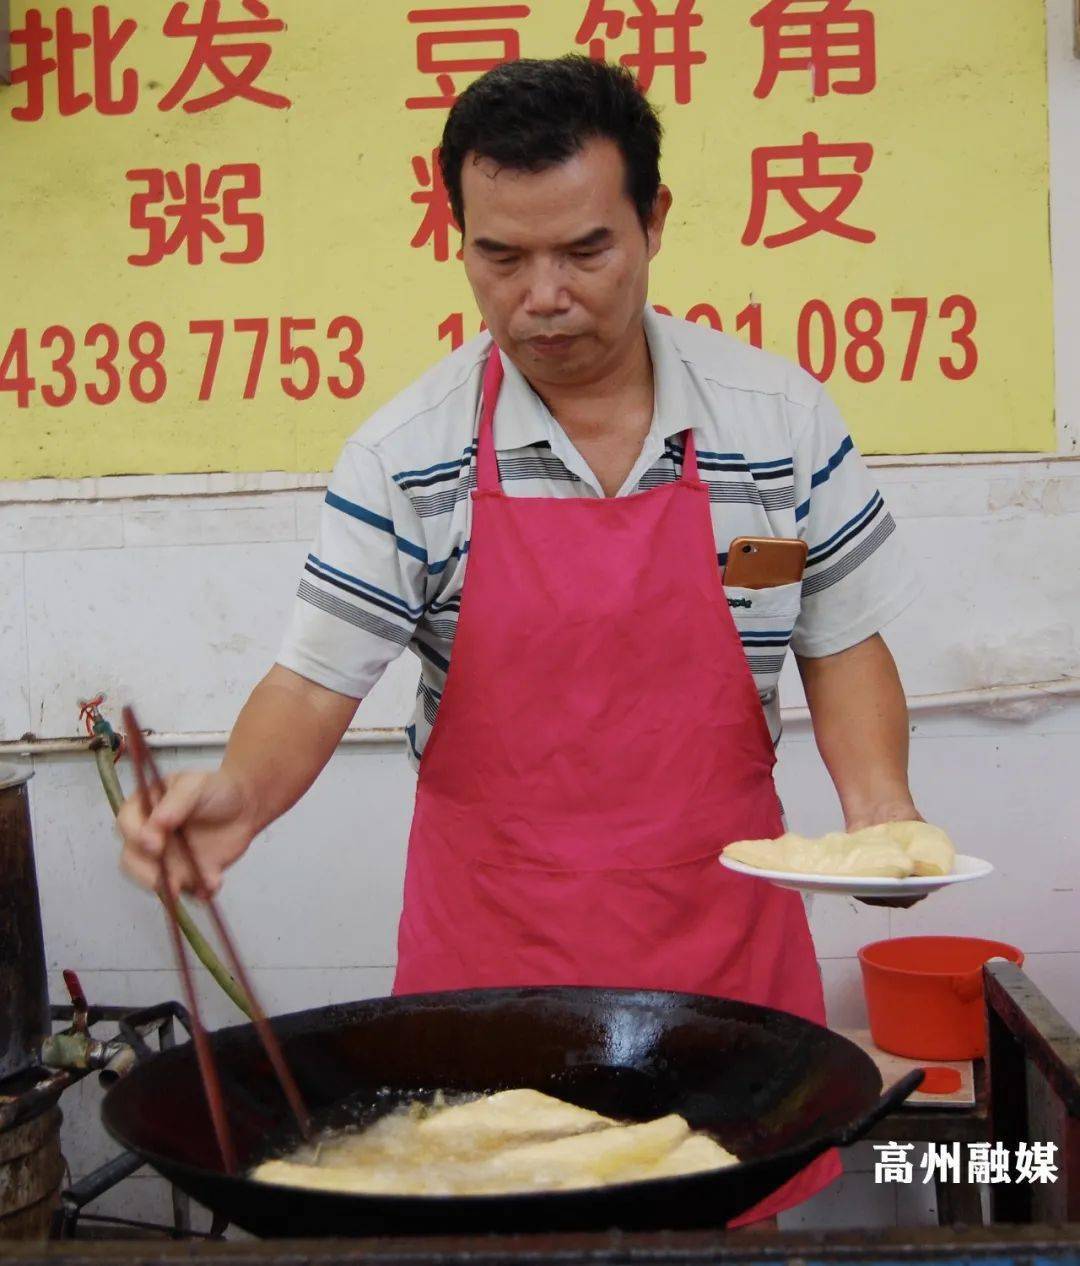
[119, 57, 922, 1224]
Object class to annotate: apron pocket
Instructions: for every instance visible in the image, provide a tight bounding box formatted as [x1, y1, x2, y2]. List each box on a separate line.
[466, 848, 814, 1003]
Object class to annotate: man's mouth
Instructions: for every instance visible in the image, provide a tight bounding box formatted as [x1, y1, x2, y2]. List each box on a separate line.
[527, 334, 578, 353]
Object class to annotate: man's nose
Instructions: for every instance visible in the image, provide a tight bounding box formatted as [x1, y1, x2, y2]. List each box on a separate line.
[523, 260, 570, 316]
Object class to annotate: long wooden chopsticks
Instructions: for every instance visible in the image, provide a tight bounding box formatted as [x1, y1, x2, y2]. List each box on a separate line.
[122, 706, 312, 1174]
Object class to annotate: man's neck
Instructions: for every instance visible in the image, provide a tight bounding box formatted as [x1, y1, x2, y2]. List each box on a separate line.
[523, 324, 657, 497]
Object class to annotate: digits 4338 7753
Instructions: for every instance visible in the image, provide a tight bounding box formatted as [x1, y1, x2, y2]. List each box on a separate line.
[0, 315, 365, 408]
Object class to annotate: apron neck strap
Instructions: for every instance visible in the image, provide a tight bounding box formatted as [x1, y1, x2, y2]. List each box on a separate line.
[477, 344, 701, 491]
[680, 427, 700, 483]
[476, 346, 505, 494]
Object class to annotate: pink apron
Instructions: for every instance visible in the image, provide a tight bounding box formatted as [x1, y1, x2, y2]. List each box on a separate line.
[394, 346, 841, 1222]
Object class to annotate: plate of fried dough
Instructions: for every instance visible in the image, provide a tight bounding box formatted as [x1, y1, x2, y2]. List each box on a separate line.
[720, 820, 993, 897]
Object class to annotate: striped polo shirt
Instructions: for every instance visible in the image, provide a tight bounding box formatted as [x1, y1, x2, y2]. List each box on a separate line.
[278, 307, 920, 763]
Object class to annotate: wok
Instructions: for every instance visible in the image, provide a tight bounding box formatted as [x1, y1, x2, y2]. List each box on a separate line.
[103, 986, 921, 1237]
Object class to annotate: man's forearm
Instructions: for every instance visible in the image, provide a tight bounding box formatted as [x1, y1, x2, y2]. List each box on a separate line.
[221, 663, 361, 836]
[795, 634, 918, 829]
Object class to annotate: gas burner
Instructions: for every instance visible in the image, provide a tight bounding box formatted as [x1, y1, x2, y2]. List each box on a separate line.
[1, 970, 204, 1240]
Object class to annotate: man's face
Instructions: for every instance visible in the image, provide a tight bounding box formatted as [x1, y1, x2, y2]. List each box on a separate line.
[460, 137, 671, 387]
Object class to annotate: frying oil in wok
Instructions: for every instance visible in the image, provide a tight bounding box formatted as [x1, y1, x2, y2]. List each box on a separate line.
[251, 1088, 738, 1196]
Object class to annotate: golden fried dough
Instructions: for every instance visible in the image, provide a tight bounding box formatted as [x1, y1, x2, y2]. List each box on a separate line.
[724, 821, 955, 879]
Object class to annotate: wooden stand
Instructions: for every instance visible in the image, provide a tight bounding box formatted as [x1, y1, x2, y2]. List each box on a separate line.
[985, 960, 1080, 1223]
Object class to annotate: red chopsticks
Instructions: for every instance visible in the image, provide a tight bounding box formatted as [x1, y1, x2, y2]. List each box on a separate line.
[122, 706, 312, 1174]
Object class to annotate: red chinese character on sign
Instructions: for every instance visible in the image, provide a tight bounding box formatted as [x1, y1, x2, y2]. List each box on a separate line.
[575, 0, 706, 105]
[742, 132, 875, 248]
[127, 163, 264, 265]
[159, 0, 289, 113]
[9, 5, 137, 121]
[411, 148, 462, 262]
[750, 0, 876, 98]
[405, 5, 531, 110]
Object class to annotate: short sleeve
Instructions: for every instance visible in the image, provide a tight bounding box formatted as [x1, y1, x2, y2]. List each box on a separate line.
[277, 442, 427, 697]
[790, 386, 921, 658]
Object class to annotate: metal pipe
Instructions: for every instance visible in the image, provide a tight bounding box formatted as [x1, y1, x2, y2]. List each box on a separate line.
[39, 1031, 136, 1075]
[0, 726, 406, 755]
[784, 675, 1080, 726]
[57, 1149, 145, 1240]
[38, 1033, 103, 1071]
[98, 1044, 137, 1085]
[2, 678, 1078, 757]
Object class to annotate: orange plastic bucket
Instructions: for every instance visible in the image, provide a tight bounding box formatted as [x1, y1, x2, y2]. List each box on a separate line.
[858, 935, 1023, 1060]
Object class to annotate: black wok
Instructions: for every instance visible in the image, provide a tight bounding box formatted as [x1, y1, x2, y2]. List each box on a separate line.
[102, 986, 921, 1237]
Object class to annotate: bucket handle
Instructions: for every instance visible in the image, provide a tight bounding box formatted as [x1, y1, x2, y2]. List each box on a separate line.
[954, 956, 1012, 1004]
[828, 1069, 925, 1148]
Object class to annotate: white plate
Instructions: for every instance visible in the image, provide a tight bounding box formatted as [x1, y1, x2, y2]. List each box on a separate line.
[718, 852, 994, 897]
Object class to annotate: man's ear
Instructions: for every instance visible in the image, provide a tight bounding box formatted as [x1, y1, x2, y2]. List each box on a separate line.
[647, 186, 673, 260]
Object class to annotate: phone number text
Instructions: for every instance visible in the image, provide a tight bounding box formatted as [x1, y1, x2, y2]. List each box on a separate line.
[439, 295, 979, 384]
[0, 316, 365, 407]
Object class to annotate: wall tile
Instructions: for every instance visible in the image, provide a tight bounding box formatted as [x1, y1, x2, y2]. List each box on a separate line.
[122, 495, 296, 550]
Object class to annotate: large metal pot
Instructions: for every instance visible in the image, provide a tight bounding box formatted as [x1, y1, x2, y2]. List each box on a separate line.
[0, 767, 49, 1083]
[0, 765, 61, 1240]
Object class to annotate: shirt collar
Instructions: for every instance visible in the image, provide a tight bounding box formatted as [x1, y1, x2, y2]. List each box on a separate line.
[490, 305, 691, 454]
[643, 303, 692, 447]
[491, 347, 555, 450]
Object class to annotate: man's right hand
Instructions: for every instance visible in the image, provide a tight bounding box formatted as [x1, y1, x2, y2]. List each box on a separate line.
[117, 769, 257, 898]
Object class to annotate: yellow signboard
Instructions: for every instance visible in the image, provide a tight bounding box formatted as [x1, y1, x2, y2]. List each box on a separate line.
[0, 0, 1055, 479]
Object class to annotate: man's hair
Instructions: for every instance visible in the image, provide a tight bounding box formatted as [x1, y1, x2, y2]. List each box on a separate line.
[439, 56, 663, 232]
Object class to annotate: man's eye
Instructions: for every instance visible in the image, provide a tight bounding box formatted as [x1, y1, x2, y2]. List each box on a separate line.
[492, 255, 519, 267]
[571, 250, 601, 261]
